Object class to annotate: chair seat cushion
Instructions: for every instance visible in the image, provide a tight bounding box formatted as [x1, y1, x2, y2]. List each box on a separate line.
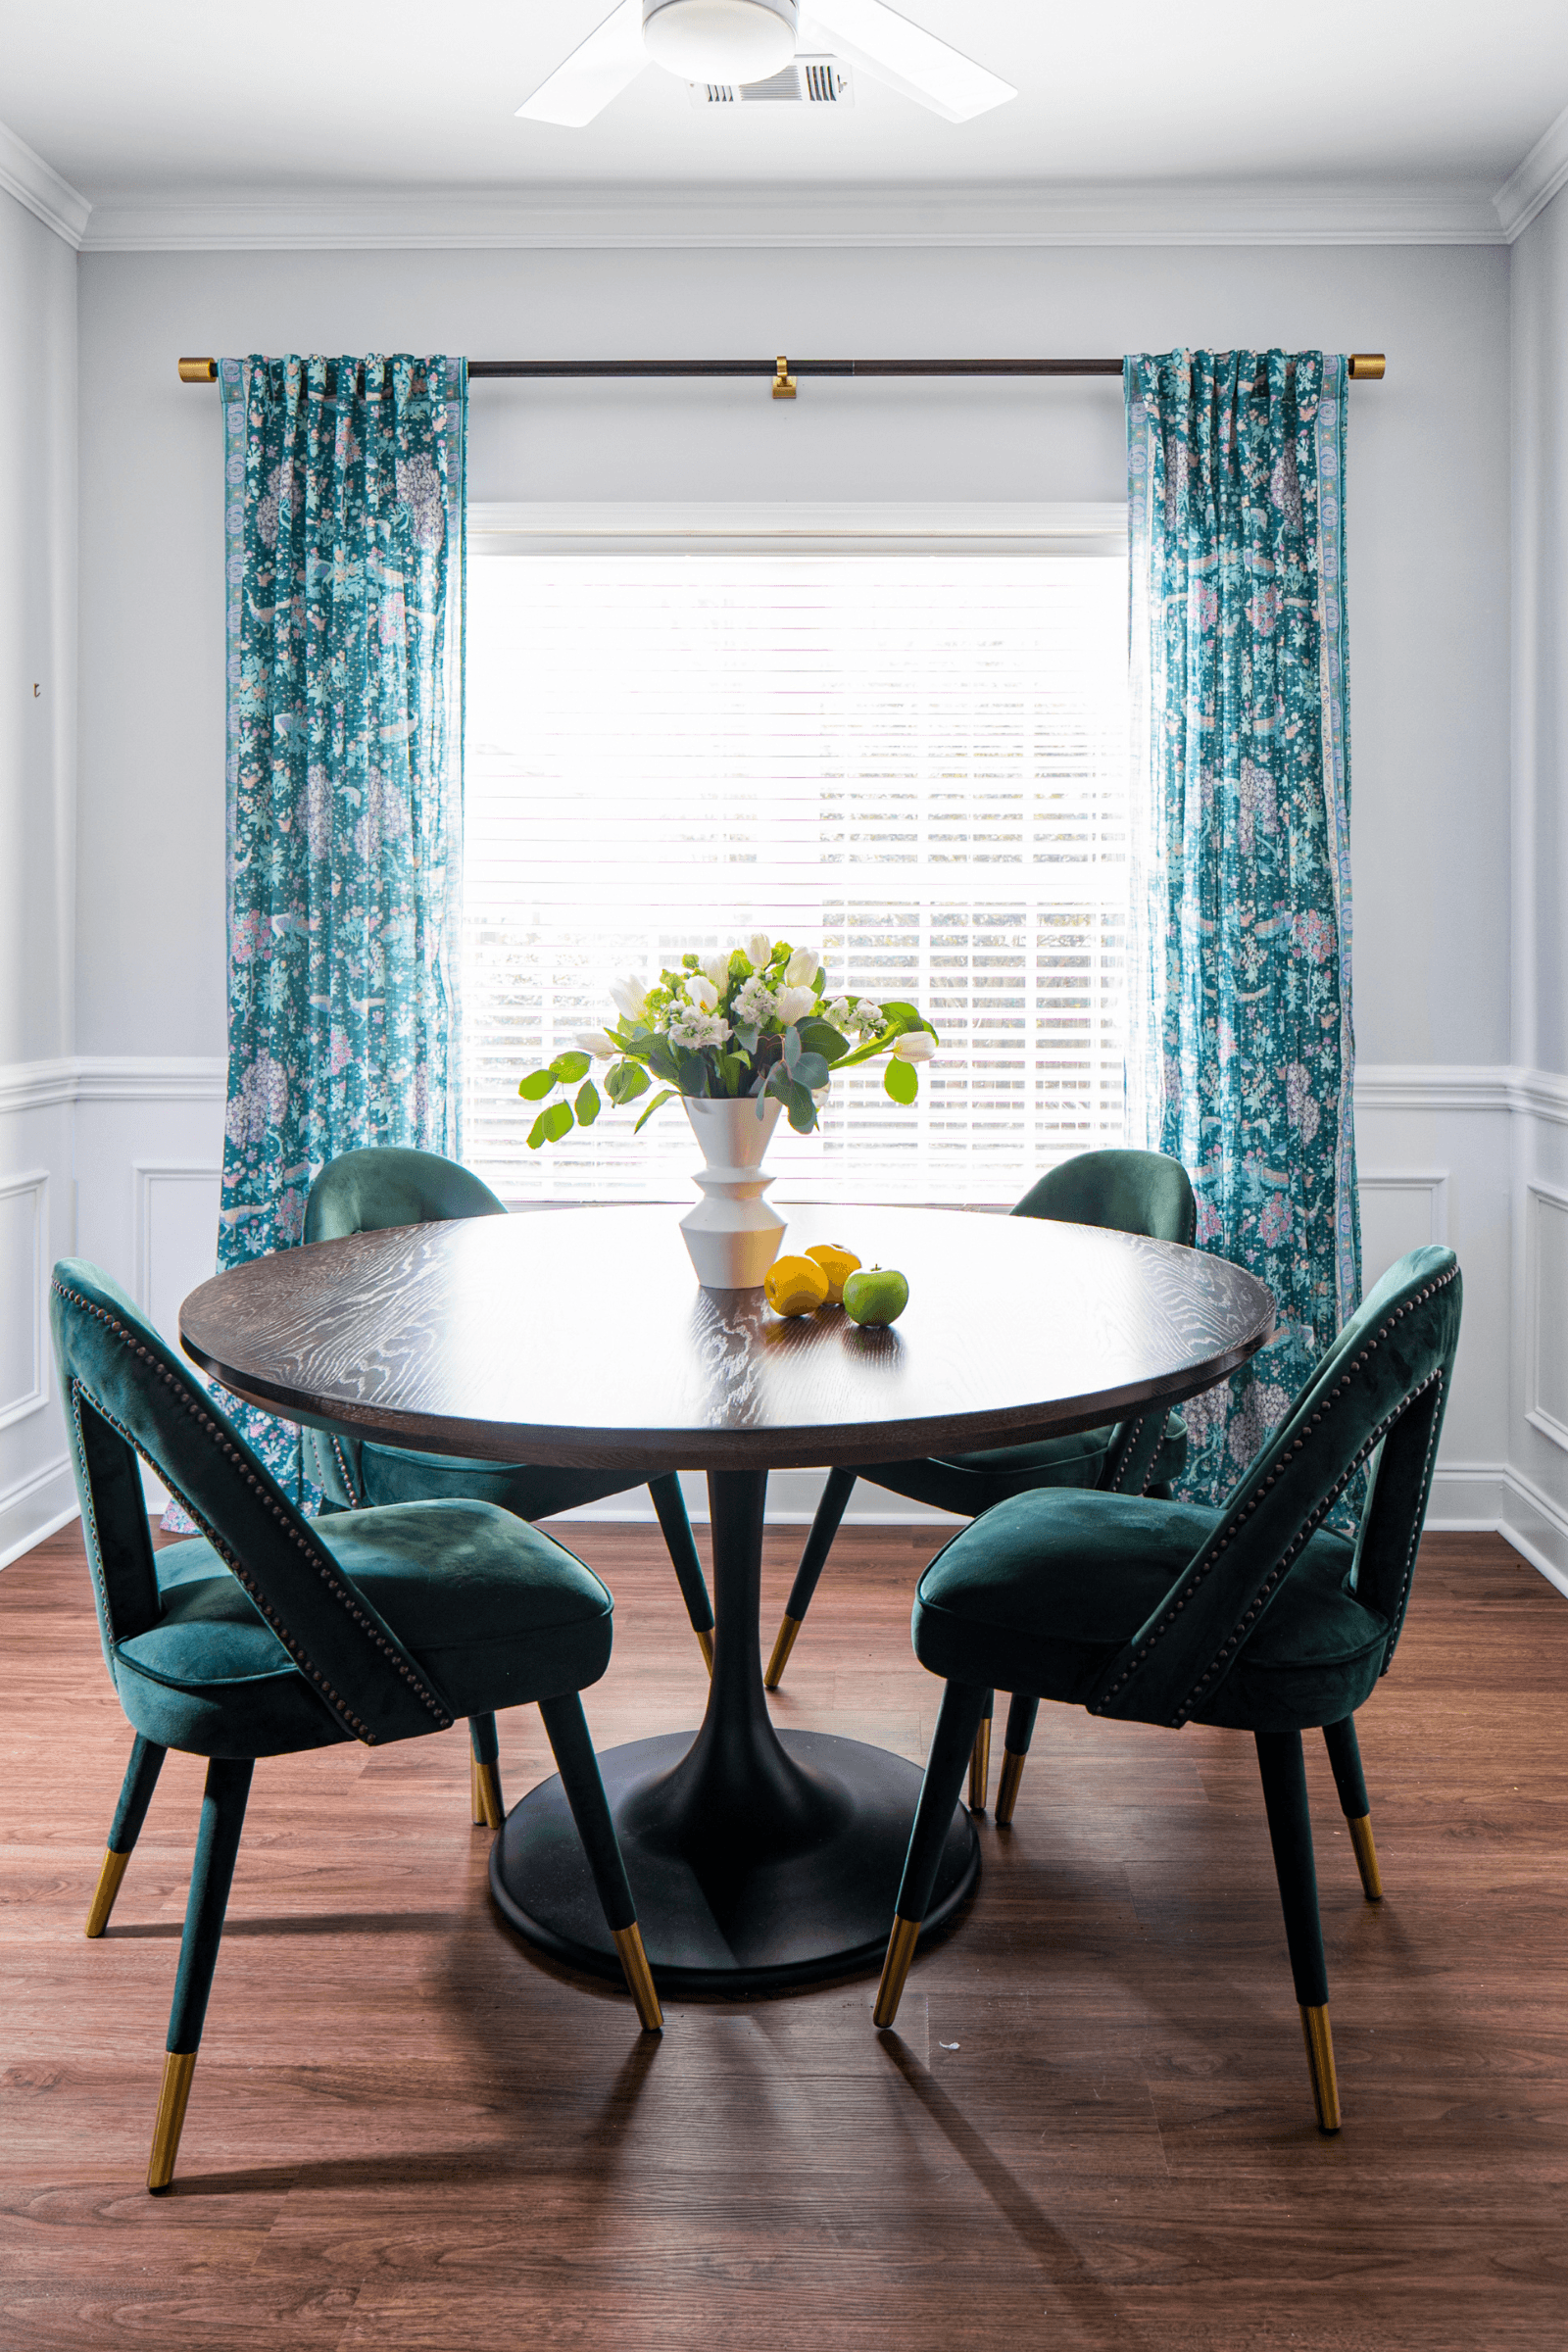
[859, 1411, 1188, 1512]
[348, 1442, 644, 1523]
[912, 1489, 1392, 1734]
[114, 1500, 613, 1758]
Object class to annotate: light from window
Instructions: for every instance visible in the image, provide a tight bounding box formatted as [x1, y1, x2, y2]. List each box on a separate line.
[463, 548, 1129, 1204]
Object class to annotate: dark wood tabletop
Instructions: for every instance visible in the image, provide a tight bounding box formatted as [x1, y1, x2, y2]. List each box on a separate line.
[179, 1203, 1274, 1474]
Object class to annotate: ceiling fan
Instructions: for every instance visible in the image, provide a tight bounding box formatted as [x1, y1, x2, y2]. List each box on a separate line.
[517, 0, 1016, 128]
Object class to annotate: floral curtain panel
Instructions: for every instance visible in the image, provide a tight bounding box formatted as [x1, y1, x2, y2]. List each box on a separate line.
[215, 353, 466, 1493]
[1125, 349, 1359, 1507]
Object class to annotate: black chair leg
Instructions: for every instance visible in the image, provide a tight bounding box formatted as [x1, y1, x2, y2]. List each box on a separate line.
[1322, 1716, 1383, 1900]
[648, 1474, 715, 1676]
[86, 1734, 167, 1937]
[765, 1466, 858, 1689]
[538, 1693, 662, 2034]
[967, 1689, 995, 1812]
[469, 1712, 504, 1830]
[148, 1755, 254, 2192]
[873, 1679, 990, 2029]
[1254, 1730, 1340, 2132]
[995, 1693, 1041, 1826]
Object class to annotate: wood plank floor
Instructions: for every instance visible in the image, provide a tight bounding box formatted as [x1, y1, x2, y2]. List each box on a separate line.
[2, 1518, 1566, 2350]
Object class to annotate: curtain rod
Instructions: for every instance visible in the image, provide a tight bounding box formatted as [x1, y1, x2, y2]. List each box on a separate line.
[177, 353, 1387, 398]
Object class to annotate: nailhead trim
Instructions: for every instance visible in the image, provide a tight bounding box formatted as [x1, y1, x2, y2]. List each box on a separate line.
[1106, 1413, 1151, 1496]
[1089, 1264, 1458, 1726]
[54, 1282, 454, 1741]
[328, 1432, 362, 1508]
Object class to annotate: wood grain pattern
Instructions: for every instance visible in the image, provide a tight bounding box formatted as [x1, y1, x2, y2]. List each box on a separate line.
[3, 1518, 1567, 2349]
[178, 1205, 1274, 1471]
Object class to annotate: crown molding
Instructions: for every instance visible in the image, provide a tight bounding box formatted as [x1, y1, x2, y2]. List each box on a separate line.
[0, 118, 91, 250]
[1494, 99, 1568, 241]
[76, 173, 1506, 253]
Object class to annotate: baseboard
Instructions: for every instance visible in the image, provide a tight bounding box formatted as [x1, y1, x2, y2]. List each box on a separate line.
[0, 1457, 77, 1570]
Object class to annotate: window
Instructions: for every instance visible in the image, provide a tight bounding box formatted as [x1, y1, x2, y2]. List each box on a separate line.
[463, 506, 1129, 1206]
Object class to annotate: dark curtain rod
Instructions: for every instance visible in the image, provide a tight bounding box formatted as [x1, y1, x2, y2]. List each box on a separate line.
[178, 352, 1387, 392]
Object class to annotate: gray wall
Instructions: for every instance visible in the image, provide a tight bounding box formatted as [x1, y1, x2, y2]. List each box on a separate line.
[0, 192, 75, 1067]
[74, 241, 1513, 1070]
[1513, 190, 1568, 1081]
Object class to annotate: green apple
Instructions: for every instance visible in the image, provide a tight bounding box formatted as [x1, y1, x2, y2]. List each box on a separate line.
[842, 1265, 909, 1327]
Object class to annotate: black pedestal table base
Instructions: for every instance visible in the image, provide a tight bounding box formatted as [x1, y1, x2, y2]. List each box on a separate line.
[490, 1467, 980, 1992]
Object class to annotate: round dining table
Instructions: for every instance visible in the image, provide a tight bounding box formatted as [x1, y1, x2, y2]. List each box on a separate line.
[179, 1201, 1273, 1995]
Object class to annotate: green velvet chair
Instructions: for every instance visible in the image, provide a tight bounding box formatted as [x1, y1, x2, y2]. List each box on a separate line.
[765, 1150, 1198, 1810]
[303, 1147, 717, 1768]
[52, 1258, 662, 2194]
[871, 1246, 1462, 2133]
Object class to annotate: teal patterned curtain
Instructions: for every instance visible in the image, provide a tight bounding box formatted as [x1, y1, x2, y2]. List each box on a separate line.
[1125, 350, 1359, 1508]
[216, 353, 466, 1493]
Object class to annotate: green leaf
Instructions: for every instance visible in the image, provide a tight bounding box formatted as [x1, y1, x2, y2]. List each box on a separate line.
[676, 1051, 709, 1098]
[641, 1038, 683, 1088]
[796, 1017, 850, 1064]
[526, 1106, 555, 1148]
[549, 1051, 591, 1085]
[606, 1059, 651, 1105]
[731, 1019, 760, 1055]
[785, 1078, 818, 1134]
[575, 1079, 600, 1128]
[518, 1068, 558, 1102]
[792, 1051, 830, 1090]
[781, 1023, 802, 1075]
[884, 1058, 918, 1105]
[717, 1052, 749, 1097]
[633, 1087, 677, 1135]
[543, 1099, 575, 1142]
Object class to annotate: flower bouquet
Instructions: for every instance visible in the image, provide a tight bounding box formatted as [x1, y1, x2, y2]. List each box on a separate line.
[517, 932, 938, 1289]
[516, 930, 937, 1148]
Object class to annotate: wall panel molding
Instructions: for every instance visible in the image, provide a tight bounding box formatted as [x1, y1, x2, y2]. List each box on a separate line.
[0, 1169, 49, 1433]
[1525, 1179, 1568, 1457]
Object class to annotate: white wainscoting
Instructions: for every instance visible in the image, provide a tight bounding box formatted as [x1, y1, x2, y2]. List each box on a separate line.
[0, 1091, 76, 1565]
[3, 1055, 1567, 1591]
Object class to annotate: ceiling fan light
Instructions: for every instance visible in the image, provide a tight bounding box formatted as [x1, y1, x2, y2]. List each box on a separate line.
[643, 0, 798, 84]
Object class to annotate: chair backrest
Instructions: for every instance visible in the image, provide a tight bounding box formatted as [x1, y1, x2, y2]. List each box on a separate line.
[1086, 1247, 1462, 1727]
[305, 1146, 506, 1245]
[1012, 1149, 1197, 1248]
[49, 1258, 455, 1746]
[1011, 1150, 1198, 1494]
[303, 1149, 505, 1505]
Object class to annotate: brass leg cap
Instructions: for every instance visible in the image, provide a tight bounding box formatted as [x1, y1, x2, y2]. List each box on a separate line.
[469, 1755, 485, 1827]
[1300, 2004, 1341, 2132]
[696, 1626, 714, 1677]
[147, 2051, 198, 2192]
[873, 1915, 921, 2030]
[967, 1717, 992, 1814]
[1348, 1813, 1383, 1901]
[763, 1615, 802, 1690]
[612, 1923, 663, 2033]
[475, 1759, 505, 1833]
[85, 1846, 132, 1939]
[994, 1748, 1026, 1828]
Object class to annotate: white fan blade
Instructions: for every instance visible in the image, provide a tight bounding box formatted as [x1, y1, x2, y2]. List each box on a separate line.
[516, 0, 648, 127]
[801, 0, 1015, 122]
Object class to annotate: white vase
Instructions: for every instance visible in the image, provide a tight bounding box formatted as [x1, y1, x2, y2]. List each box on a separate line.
[679, 1096, 787, 1289]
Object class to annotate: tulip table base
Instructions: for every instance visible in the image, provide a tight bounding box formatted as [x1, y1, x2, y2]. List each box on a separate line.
[489, 1468, 979, 1993]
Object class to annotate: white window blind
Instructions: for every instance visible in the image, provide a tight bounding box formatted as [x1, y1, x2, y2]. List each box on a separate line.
[463, 531, 1129, 1205]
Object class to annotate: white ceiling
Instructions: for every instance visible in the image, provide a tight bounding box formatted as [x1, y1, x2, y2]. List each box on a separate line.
[3, 0, 1566, 216]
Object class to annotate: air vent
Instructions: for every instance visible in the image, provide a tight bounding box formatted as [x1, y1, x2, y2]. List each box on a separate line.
[689, 56, 853, 106]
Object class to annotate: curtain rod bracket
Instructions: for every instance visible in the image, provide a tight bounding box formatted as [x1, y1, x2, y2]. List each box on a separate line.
[772, 355, 797, 400]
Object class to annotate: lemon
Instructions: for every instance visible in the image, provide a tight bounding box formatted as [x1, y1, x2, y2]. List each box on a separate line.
[805, 1242, 861, 1307]
[764, 1254, 831, 1317]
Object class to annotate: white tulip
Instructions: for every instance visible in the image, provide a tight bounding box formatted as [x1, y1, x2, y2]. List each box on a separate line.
[784, 945, 820, 988]
[748, 930, 774, 970]
[893, 1029, 936, 1062]
[701, 952, 731, 990]
[608, 974, 648, 1024]
[775, 985, 816, 1025]
[688, 975, 719, 1014]
[573, 1029, 617, 1059]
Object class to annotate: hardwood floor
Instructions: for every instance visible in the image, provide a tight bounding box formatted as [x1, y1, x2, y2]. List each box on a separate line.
[2, 1517, 1566, 2350]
